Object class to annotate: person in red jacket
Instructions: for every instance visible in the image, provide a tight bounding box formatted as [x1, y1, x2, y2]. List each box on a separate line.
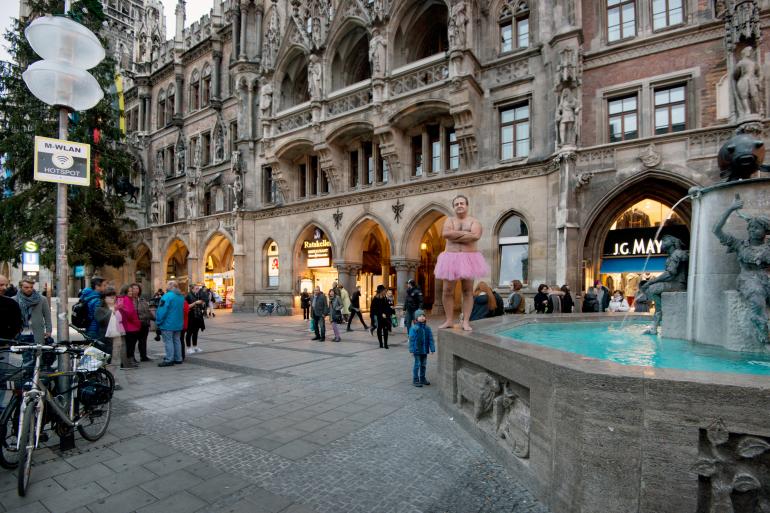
[116, 285, 140, 369]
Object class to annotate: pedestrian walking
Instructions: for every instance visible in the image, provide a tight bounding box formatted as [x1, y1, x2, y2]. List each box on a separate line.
[199, 286, 213, 318]
[310, 286, 329, 342]
[116, 285, 140, 369]
[338, 284, 351, 323]
[370, 285, 394, 349]
[131, 283, 154, 361]
[0, 275, 21, 342]
[185, 285, 206, 353]
[346, 285, 369, 331]
[385, 289, 395, 333]
[408, 309, 435, 387]
[80, 277, 108, 340]
[155, 280, 185, 366]
[329, 289, 343, 342]
[403, 279, 423, 332]
[300, 288, 311, 320]
[13, 278, 52, 345]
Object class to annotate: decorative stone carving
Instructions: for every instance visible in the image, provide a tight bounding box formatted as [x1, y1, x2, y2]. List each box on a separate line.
[641, 235, 689, 334]
[260, 82, 273, 118]
[456, 368, 500, 420]
[213, 115, 226, 164]
[291, 0, 333, 52]
[333, 208, 343, 229]
[447, 1, 468, 50]
[574, 171, 594, 190]
[369, 28, 386, 78]
[392, 199, 404, 223]
[722, 0, 761, 51]
[227, 150, 244, 211]
[175, 133, 186, 176]
[555, 88, 580, 148]
[495, 59, 529, 84]
[155, 151, 164, 176]
[693, 418, 770, 513]
[717, 133, 766, 181]
[713, 195, 770, 346]
[193, 137, 202, 169]
[236, 83, 248, 139]
[555, 47, 581, 88]
[733, 46, 763, 119]
[451, 108, 477, 166]
[308, 54, 323, 100]
[275, 107, 312, 135]
[366, 0, 389, 24]
[262, 1, 281, 72]
[493, 382, 530, 458]
[639, 143, 662, 168]
[391, 61, 449, 96]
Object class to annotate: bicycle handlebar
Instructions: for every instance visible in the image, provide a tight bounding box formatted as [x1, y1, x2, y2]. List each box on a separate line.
[9, 344, 68, 354]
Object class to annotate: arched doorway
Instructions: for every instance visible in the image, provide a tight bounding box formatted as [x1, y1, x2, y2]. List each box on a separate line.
[294, 223, 337, 296]
[343, 217, 393, 308]
[164, 239, 190, 293]
[403, 207, 450, 313]
[583, 178, 692, 308]
[134, 244, 152, 296]
[203, 233, 235, 309]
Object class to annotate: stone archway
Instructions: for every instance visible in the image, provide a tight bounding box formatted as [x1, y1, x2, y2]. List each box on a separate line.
[293, 222, 338, 297]
[163, 239, 190, 293]
[341, 215, 394, 307]
[133, 243, 152, 296]
[202, 233, 235, 309]
[581, 174, 693, 295]
[402, 205, 451, 312]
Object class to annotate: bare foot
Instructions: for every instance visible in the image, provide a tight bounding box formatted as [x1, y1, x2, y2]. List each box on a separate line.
[461, 323, 473, 332]
[438, 322, 455, 329]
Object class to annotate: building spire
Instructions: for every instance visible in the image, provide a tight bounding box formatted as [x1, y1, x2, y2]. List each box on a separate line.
[175, 0, 186, 42]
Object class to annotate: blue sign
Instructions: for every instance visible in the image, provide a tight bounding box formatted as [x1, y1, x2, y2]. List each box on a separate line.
[22, 251, 39, 272]
[74, 265, 85, 278]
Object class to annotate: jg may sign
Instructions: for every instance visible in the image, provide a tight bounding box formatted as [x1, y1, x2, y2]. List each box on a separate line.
[603, 226, 690, 257]
[34, 136, 90, 186]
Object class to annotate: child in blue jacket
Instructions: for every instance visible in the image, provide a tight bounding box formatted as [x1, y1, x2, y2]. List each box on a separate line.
[408, 309, 435, 387]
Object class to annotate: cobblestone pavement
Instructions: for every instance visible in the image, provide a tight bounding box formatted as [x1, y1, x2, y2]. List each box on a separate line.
[3, 312, 549, 513]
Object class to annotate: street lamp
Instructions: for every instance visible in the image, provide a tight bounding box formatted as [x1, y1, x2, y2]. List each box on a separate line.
[22, 11, 105, 348]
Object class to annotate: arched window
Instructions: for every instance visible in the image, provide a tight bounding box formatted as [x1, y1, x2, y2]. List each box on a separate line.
[498, 214, 529, 285]
[166, 84, 175, 122]
[189, 70, 200, 111]
[329, 26, 371, 91]
[279, 53, 310, 110]
[157, 89, 166, 128]
[499, 1, 529, 53]
[393, 1, 448, 67]
[215, 188, 224, 212]
[201, 65, 212, 107]
[266, 241, 280, 287]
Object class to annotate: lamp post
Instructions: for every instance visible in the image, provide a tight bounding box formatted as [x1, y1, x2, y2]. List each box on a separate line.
[21, 4, 104, 450]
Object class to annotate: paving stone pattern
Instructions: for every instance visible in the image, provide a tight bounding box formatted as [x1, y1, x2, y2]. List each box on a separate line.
[2, 313, 549, 513]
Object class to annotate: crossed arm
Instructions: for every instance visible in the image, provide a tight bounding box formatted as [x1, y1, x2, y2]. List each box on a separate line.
[443, 219, 482, 242]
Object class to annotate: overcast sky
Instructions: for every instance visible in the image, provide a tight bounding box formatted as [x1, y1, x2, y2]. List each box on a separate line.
[1, 0, 214, 63]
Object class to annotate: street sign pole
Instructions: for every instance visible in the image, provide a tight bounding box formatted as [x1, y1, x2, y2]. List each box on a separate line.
[56, 108, 74, 451]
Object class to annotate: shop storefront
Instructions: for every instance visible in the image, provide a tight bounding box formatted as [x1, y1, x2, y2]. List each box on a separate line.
[204, 269, 234, 308]
[299, 228, 337, 295]
[597, 199, 688, 309]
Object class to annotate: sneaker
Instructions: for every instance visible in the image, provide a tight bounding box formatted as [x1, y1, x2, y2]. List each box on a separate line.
[413, 381, 423, 387]
[195, 347, 203, 353]
[420, 378, 431, 386]
[158, 361, 174, 367]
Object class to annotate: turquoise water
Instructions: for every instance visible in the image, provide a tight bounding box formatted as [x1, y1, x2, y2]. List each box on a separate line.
[499, 321, 770, 376]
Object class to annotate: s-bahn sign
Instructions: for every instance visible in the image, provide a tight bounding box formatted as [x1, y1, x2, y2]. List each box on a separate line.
[34, 136, 90, 186]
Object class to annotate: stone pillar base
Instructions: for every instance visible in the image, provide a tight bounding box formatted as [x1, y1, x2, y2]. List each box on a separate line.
[660, 292, 687, 340]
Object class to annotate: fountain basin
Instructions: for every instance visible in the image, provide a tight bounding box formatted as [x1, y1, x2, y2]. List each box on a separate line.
[437, 314, 770, 513]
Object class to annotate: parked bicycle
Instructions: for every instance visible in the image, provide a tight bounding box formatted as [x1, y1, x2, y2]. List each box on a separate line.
[0, 333, 113, 496]
[256, 299, 288, 316]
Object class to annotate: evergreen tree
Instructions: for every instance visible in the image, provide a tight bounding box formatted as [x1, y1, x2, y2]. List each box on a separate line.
[0, 0, 135, 271]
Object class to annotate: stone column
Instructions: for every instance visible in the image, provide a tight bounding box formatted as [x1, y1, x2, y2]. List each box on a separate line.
[254, 7, 263, 61]
[432, 273, 444, 315]
[348, 265, 361, 292]
[381, 260, 390, 288]
[554, 151, 579, 289]
[392, 259, 419, 306]
[144, 97, 151, 133]
[138, 96, 146, 132]
[247, 84, 255, 139]
[239, 4, 247, 61]
[174, 75, 183, 116]
[151, 258, 163, 293]
[232, 5, 240, 59]
[212, 51, 222, 100]
[422, 132, 430, 174]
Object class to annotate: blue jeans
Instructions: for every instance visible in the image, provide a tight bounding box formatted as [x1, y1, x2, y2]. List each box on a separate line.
[412, 354, 427, 382]
[161, 330, 182, 363]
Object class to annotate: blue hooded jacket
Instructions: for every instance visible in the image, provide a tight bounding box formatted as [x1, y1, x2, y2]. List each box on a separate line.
[79, 287, 103, 335]
[155, 289, 185, 331]
[408, 322, 435, 355]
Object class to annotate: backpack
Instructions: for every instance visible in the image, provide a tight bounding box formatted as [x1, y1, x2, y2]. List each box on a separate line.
[71, 298, 91, 329]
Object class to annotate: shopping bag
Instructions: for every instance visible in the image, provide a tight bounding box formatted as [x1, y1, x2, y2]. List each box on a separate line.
[391, 315, 398, 328]
[105, 311, 124, 338]
[310, 318, 316, 332]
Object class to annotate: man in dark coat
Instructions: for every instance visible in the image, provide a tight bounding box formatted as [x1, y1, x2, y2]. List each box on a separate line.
[0, 275, 22, 341]
[346, 286, 368, 331]
[311, 286, 329, 342]
[404, 279, 424, 331]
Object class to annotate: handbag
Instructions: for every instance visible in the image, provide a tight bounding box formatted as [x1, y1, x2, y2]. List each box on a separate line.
[105, 311, 124, 338]
[310, 318, 316, 332]
[391, 314, 398, 328]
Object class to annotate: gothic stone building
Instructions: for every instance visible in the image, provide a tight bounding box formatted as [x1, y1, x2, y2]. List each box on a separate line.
[120, 0, 770, 313]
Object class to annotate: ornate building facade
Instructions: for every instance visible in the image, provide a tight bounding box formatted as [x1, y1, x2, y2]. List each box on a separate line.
[121, 0, 770, 312]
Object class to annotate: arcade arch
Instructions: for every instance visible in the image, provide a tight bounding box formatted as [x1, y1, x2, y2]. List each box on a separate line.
[402, 206, 450, 311]
[278, 51, 310, 111]
[329, 24, 371, 91]
[133, 243, 152, 295]
[392, 0, 449, 68]
[164, 239, 189, 292]
[293, 223, 338, 296]
[203, 233, 235, 309]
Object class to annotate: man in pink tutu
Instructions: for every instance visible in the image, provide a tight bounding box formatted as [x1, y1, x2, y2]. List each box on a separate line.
[435, 195, 490, 331]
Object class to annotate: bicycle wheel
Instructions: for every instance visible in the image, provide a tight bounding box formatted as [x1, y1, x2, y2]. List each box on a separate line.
[17, 397, 40, 497]
[276, 305, 288, 316]
[76, 368, 114, 442]
[0, 395, 20, 469]
[256, 306, 269, 317]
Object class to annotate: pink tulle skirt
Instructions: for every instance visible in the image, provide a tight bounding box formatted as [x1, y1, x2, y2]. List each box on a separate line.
[434, 251, 490, 281]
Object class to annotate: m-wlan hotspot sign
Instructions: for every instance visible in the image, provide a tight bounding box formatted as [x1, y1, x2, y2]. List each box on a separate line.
[34, 136, 90, 186]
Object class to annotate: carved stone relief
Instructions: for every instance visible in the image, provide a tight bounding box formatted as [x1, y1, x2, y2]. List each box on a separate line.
[454, 361, 531, 460]
[693, 419, 770, 513]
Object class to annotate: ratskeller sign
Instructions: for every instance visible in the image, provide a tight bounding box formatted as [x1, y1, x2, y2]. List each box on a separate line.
[304, 235, 332, 268]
